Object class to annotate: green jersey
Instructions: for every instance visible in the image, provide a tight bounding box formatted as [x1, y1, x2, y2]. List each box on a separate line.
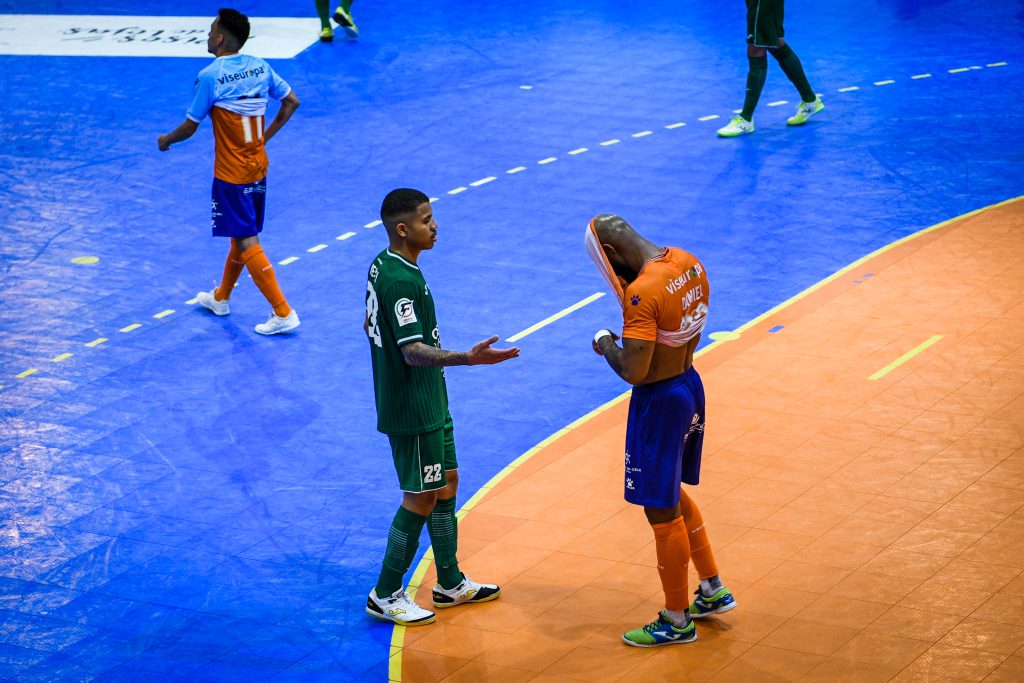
[365, 248, 449, 435]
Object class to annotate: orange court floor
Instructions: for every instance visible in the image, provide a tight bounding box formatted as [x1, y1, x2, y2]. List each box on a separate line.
[392, 198, 1024, 683]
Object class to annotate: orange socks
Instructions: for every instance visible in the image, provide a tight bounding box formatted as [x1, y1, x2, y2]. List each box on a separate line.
[215, 243, 245, 301]
[241, 245, 292, 317]
[680, 487, 719, 580]
[652, 516, 691, 611]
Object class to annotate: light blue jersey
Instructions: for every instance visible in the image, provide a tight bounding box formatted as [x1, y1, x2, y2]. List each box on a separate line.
[186, 53, 291, 123]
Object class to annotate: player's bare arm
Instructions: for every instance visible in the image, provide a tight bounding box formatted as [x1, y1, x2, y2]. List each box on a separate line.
[157, 119, 200, 151]
[402, 335, 520, 367]
[263, 91, 300, 144]
[595, 333, 655, 385]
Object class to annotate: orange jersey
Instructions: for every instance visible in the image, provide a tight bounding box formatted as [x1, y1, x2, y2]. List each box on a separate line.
[210, 107, 268, 185]
[621, 248, 710, 346]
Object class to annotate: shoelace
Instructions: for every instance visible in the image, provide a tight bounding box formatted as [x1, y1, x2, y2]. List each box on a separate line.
[643, 616, 671, 633]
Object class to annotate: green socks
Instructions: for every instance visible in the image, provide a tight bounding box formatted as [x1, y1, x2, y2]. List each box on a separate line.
[375, 506, 428, 598]
[374, 497, 462, 597]
[772, 44, 816, 103]
[428, 497, 463, 590]
[741, 55, 768, 122]
[315, 0, 331, 28]
[341, 0, 354, 12]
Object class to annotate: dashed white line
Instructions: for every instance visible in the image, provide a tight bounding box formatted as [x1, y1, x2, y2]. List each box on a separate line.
[279, 257, 299, 265]
[874, 80, 895, 85]
[364, 220, 382, 229]
[538, 157, 557, 165]
[448, 187, 468, 195]
[911, 74, 932, 80]
[520, 85, 533, 90]
[153, 310, 174, 319]
[599, 139, 620, 146]
[470, 176, 496, 187]
[698, 115, 719, 121]
[987, 62, 1007, 67]
[632, 130, 653, 138]
[568, 148, 589, 155]
[428, 197, 440, 203]
[337, 232, 356, 240]
[665, 122, 686, 129]
[307, 244, 328, 253]
[838, 86, 859, 92]
[506, 166, 526, 174]
[767, 100, 788, 107]
[948, 68, 970, 74]
[185, 297, 199, 305]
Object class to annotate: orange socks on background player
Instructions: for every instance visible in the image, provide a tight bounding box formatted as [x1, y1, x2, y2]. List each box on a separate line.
[236, 245, 292, 318]
[196, 242, 300, 334]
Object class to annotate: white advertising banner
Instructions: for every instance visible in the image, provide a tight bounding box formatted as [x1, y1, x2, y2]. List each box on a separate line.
[0, 14, 319, 58]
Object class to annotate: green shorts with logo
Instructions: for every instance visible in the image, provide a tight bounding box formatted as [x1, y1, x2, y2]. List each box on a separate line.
[388, 412, 458, 493]
[746, 0, 785, 47]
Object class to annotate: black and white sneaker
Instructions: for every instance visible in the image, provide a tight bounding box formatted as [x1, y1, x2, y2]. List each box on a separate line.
[432, 576, 501, 608]
[366, 588, 436, 625]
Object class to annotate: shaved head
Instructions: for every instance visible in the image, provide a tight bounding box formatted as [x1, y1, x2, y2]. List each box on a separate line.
[591, 213, 662, 285]
[592, 213, 635, 246]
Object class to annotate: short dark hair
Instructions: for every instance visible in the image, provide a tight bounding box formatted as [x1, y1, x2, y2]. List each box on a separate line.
[217, 8, 250, 48]
[380, 188, 431, 231]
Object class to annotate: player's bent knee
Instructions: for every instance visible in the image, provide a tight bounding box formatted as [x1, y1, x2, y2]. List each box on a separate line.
[403, 490, 439, 516]
[644, 505, 682, 526]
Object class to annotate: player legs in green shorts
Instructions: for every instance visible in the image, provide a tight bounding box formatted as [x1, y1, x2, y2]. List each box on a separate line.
[718, 0, 824, 137]
[368, 414, 493, 625]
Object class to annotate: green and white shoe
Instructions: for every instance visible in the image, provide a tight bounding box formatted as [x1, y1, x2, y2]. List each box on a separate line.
[716, 115, 755, 138]
[787, 96, 824, 126]
[622, 612, 697, 647]
[318, 27, 334, 42]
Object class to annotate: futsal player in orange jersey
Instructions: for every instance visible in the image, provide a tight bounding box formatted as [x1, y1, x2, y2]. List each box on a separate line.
[158, 9, 301, 335]
[587, 214, 736, 647]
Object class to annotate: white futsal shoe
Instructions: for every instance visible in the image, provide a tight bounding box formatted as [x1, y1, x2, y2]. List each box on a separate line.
[366, 588, 436, 625]
[254, 309, 300, 335]
[196, 290, 230, 316]
[432, 576, 501, 608]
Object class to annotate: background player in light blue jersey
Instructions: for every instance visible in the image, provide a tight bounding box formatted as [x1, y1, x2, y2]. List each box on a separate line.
[158, 9, 301, 335]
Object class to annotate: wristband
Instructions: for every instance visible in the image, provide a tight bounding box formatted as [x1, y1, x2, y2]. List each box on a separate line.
[593, 329, 614, 345]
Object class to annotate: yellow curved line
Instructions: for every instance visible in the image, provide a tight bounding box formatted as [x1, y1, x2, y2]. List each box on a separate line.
[386, 195, 1023, 681]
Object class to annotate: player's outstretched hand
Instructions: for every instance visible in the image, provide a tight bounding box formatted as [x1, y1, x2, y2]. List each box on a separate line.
[467, 336, 520, 366]
[157, 134, 171, 151]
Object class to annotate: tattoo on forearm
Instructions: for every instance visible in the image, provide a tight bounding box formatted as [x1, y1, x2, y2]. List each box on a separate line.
[603, 342, 626, 376]
[402, 342, 469, 367]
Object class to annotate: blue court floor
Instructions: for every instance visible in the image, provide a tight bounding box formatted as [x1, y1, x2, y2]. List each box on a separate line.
[1, 0, 1023, 680]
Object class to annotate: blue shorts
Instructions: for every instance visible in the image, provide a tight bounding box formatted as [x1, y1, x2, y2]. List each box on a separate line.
[211, 177, 266, 238]
[624, 366, 705, 508]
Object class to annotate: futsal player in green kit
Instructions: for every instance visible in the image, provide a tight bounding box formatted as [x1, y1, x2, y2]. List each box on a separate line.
[717, 0, 824, 137]
[364, 188, 520, 625]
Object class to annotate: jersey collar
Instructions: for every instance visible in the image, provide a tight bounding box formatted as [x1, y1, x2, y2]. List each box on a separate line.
[385, 249, 420, 270]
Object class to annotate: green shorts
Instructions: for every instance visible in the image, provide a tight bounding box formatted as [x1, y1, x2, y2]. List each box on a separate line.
[746, 0, 785, 47]
[388, 413, 458, 493]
